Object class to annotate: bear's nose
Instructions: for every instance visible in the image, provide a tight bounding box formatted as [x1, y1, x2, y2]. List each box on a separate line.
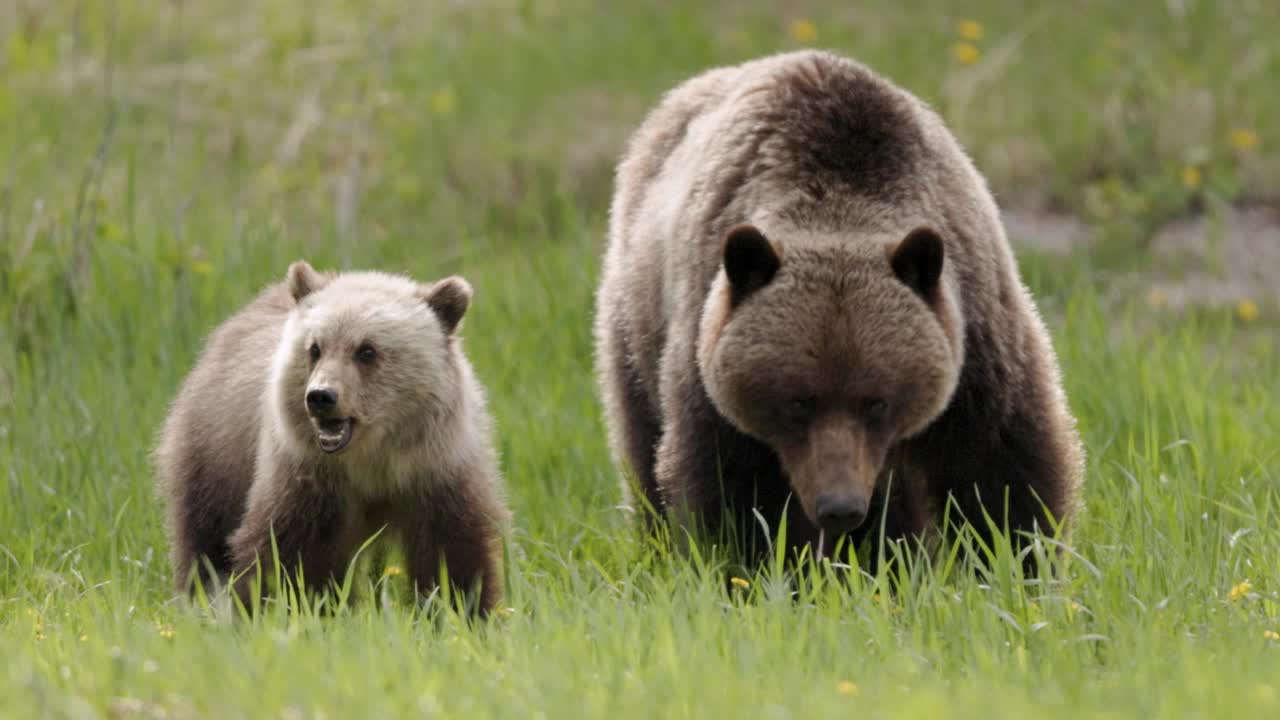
[815, 493, 868, 535]
[306, 388, 338, 415]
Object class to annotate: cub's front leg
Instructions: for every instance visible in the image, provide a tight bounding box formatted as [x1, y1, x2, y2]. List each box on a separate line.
[228, 462, 364, 610]
[396, 479, 506, 617]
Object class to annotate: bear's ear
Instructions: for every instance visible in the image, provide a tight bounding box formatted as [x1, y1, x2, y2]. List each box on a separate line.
[722, 224, 781, 305]
[419, 276, 473, 335]
[890, 227, 945, 300]
[287, 260, 329, 302]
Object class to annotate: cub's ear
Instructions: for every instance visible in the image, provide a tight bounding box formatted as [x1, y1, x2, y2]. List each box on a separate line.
[287, 260, 328, 302]
[419, 276, 473, 335]
[890, 227, 945, 299]
[722, 224, 781, 305]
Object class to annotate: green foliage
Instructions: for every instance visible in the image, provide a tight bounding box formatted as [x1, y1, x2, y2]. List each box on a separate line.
[1, 1, 1277, 717]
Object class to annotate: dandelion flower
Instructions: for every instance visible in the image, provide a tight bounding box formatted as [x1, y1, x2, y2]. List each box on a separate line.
[1181, 166, 1202, 190]
[836, 680, 859, 696]
[1236, 299, 1259, 323]
[730, 577, 751, 590]
[1228, 580, 1252, 601]
[1229, 128, 1260, 151]
[383, 565, 404, 577]
[1264, 630, 1279, 641]
[952, 42, 980, 65]
[957, 20, 984, 41]
[788, 19, 818, 44]
[428, 87, 456, 116]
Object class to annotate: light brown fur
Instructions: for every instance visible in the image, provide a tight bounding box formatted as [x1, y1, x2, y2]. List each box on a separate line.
[154, 261, 509, 614]
[594, 50, 1084, 566]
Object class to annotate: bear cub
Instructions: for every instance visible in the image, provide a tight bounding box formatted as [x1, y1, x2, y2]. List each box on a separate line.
[155, 260, 509, 614]
[595, 50, 1084, 567]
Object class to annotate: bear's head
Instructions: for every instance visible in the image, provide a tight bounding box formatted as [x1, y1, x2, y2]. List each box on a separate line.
[271, 260, 472, 458]
[697, 224, 963, 537]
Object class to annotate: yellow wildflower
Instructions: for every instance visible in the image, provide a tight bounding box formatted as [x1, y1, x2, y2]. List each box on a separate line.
[1180, 166, 1202, 190]
[836, 680, 859, 696]
[1147, 288, 1168, 308]
[1236, 299, 1259, 323]
[383, 565, 404, 577]
[952, 42, 980, 65]
[1229, 128, 1260, 151]
[157, 624, 175, 639]
[35, 632, 46, 641]
[1228, 580, 1252, 601]
[788, 19, 818, 44]
[428, 87, 456, 116]
[730, 577, 751, 590]
[80, 634, 89, 642]
[1264, 630, 1279, 641]
[957, 20, 984, 41]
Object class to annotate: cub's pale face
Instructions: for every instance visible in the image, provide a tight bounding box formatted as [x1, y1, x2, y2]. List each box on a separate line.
[698, 226, 960, 535]
[289, 292, 448, 456]
[274, 261, 473, 458]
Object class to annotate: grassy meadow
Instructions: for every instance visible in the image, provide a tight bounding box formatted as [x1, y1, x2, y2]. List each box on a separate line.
[2, 1, 1278, 717]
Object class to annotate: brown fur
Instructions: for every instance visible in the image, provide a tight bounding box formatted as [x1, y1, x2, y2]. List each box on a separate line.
[594, 50, 1084, 567]
[154, 261, 509, 614]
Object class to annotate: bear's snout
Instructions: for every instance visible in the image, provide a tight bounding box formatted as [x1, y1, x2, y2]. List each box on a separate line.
[815, 492, 869, 535]
[306, 388, 338, 416]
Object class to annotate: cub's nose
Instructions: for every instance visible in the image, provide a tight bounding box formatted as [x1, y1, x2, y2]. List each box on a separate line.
[305, 388, 338, 415]
[815, 493, 869, 535]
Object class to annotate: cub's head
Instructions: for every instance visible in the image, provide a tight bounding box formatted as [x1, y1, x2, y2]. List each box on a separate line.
[697, 224, 963, 536]
[273, 260, 472, 456]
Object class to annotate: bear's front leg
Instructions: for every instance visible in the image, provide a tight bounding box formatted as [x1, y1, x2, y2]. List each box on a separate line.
[655, 340, 810, 558]
[228, 466, 363, 610]
[918, 411, 1075, 576]
[397, 488, 504, 617]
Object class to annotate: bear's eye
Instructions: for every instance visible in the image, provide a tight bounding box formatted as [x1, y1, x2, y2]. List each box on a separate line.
[863, 398, 888, 425]
[781, 395, 817, 429]
[355, 343, 377, 364]
[309, 342, 321, 362]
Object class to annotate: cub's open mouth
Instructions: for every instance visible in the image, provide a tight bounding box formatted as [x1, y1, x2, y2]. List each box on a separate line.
[312, 417, 354, 454]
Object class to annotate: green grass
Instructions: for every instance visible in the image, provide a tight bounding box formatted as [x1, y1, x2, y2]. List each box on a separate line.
[2, 1, 1278, 717]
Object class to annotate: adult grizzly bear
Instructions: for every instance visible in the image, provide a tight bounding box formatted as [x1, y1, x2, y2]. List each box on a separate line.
[155, 260, 509, 613]
[594, 50, 1084, 566]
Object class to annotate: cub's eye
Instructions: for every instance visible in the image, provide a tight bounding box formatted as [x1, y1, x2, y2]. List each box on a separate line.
[782, 395, 817, 429]
[863, 398, 888, 425]
[308, 343, 321, 362]
[355, 343, 377, 364]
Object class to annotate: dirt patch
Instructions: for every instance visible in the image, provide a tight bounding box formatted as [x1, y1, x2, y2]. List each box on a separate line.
[1147, 204, 1280, 309]
[1003, 208, 1093, 255]
[1004, 205, 1280, 309]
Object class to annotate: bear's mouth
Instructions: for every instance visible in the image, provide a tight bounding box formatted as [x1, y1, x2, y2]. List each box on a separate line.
[313, 417, 354, 454]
